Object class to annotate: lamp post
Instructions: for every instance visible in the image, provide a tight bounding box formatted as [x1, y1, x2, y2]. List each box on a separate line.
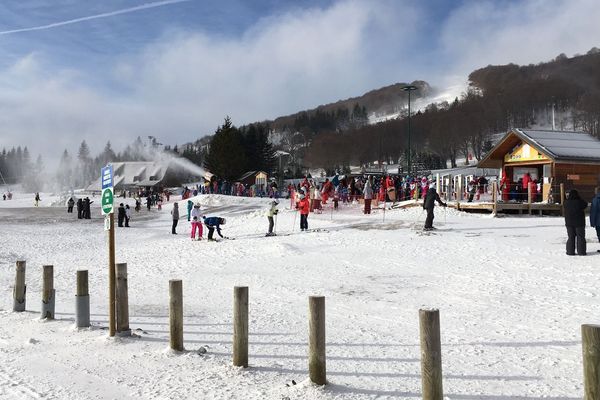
[402, 85, 418, 175]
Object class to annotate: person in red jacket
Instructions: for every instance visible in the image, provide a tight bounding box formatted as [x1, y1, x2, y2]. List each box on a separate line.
[296, 193, 310, 231]
[522, 172, 531, 202]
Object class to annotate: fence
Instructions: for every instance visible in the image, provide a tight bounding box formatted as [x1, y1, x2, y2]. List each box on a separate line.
[9, 259, 600, 397]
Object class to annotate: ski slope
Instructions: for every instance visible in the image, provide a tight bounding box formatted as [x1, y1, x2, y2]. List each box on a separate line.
[0, 192, 596, 399]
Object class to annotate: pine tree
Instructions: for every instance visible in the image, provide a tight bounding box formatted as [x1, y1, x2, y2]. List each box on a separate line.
[57, 149, 73, 189]
[204, 117, 247, 181]
[101, 141, 117, 165]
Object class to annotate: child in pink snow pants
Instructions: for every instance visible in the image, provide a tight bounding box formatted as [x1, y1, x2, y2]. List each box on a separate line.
[190, 203, 203, 240]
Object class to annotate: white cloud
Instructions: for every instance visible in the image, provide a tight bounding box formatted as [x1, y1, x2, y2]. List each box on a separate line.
[1, 0, 420, 165]
[438, 0, 600, 85]
[1, 0, 599, 168]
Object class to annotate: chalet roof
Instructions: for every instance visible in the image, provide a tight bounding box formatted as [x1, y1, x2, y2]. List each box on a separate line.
[478, 129, 600, 168]
[87, 161, 168, 191]
[238, 170, 267, 181]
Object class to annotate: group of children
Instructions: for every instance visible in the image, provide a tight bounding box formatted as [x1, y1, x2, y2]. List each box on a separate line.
[172, 201, 226, 241]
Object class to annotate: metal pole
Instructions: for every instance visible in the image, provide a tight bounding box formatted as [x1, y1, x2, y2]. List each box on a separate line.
[109, 212, 116, 337]
[408, 89, 411, 175]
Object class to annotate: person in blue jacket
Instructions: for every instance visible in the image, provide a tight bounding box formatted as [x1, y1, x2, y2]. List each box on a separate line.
[203, 216, 226, 241]
[590, 190, 600, 252]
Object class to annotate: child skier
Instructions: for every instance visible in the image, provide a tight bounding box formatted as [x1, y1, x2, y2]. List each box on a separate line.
[266, 200, 279, 236]
[296, 193, 310, 231]
[190, 203, 203, 240]
[203, 216, 226, 241]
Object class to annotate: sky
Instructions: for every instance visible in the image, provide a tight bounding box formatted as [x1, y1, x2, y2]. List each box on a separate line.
[0, 0, 599, 166]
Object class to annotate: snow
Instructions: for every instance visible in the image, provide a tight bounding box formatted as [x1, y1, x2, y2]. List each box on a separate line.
[0, 193, 597, 399]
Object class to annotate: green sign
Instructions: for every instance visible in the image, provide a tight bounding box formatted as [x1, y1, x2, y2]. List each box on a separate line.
[101, 188, 114, 215]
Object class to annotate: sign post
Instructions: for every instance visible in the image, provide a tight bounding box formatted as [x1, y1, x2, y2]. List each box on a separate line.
[101, 165, 116, 337]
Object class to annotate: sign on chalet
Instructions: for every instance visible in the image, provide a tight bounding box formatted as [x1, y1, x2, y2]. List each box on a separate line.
[478, 129, 600, 200]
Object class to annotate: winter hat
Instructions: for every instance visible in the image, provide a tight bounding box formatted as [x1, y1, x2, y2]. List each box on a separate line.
[194, 202, 201, 208]
[271, 200, 278, 206]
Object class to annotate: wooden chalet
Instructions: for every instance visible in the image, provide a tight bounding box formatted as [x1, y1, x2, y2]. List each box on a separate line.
[478, 129, 600, 201]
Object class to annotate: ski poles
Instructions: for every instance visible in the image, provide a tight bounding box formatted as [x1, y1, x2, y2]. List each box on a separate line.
[412, 208, 425, 230]
[292, 209, 298, 232]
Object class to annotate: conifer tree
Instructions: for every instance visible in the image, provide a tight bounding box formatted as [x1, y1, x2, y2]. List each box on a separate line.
[204, 117, 247, 181]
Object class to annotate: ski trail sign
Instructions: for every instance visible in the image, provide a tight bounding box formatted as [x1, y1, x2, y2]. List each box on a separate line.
[101, 165, 114, 215]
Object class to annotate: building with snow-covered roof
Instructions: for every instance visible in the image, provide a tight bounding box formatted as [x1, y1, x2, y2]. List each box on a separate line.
[478, 128, 600, 200]
[87, 161, 172, 192]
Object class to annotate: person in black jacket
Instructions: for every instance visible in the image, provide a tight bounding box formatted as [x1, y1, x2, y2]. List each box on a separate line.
[423, 186, 447, 231]
[76, 198, 83, 219]
[117, 203, 126, 227]
[564, 189, 587, 256]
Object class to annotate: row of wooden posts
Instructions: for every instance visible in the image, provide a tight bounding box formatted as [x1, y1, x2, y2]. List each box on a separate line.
[10, 260, 600, 399]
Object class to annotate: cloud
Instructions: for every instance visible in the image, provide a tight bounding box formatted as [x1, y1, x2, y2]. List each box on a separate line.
[1, 0, 600, 168]
[0, 0, 421, 165]
[438, 0, 600, 84]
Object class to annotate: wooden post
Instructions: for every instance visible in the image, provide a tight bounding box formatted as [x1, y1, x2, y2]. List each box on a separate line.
[582, 324, 600, 399]
[75, 270, 90, 328]
[492, 182, 498, 215]
[169, 280, 184, 351]
[560, 183, 565, 216]
[308, 296, 326, 385]
[13, 260, 26, 312]
[108, 212, 116, 337]
[115, 263, 130, 336]
[41, 265, 55, 320]
[419, 308, 443, 400]
[233, 286, 249, 368]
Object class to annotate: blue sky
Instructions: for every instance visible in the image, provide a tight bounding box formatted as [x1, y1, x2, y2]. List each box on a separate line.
[0, 0, 599, 165]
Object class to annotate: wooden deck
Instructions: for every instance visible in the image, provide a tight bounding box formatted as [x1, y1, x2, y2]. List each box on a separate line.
[454, 201, 563, 215]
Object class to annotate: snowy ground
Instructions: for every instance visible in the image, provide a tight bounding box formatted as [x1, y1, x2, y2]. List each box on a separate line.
[0, 192, 598, 399]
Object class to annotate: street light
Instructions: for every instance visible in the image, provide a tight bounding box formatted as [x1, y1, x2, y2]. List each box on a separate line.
[402, 85, 418, 175]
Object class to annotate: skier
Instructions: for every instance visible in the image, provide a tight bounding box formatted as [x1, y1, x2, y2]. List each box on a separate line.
[190, 203, 203, 240]
[187, 199, 194, 221]
[67, 197, 75, 213]
[203, 216, 226, 241]
[77, 198, 83, 219]
[296, 193, 310, 231]
[363, 176, 373, 214]
[117, 203, 126, 227]
[125, 204, 131, 227]
[564, 189, 587, 256]
[423, 185, 447, 231]
[171, 202, 179, 234]
[34, 192, 41, 207]
[146, 195, 152, 211]
[591, 190, 600, 253]
[266, 200, 279, 236]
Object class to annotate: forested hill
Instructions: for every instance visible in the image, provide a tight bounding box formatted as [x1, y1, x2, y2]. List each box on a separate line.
[267, 80, 433, 131]
[180, 48, 600, 177]
[300, 48, 600, 173]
